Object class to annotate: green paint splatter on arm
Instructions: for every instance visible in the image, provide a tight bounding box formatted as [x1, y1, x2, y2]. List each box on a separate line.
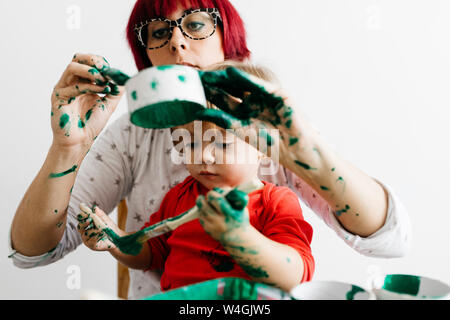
[294, 160, 317, 171]
[49, 165, 78, 178]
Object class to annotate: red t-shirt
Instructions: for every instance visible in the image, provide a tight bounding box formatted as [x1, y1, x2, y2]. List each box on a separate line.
[142, 176, 314, 291]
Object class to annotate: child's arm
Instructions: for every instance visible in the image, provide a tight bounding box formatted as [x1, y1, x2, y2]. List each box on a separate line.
[77, 205, 151, 270]
[196, 189, 307, 292]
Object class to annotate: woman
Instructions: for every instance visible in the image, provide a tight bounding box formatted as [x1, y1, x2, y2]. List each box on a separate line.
[9, 0, 411, 299]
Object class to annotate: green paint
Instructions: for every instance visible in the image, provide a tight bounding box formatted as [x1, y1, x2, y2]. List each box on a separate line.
[49, 165, 77, 178]
[346, 285, 365, 300]
[258, 129, 274, 147]
[68, 97, 75, 104]
[151, 80, 158, 90]
[78, 117, 85, 129]
[289, 137, 299, 146]
[240, 263, 269, 278]
[331, 167, 336, 171]
[294, 160, 317, 171]
[54, 209, 58, 214]
[110, 84, 120, 96]
[286, 257, 291, 263]
[178, 75, 186, 82]
[85, 108, 93, 122]
[285, 119, 292, 129]
[156, 65, 173, 71]
[383, 275, 421, 296]
[336, 176, 346, 192]
[88, 68, 99, 75]
[320, 186, 330, 191]
[59, 114, 70, 129]
[100, 67, 130, 86]
[51, 111, 54, 117]
[335, 204, 350, 216]
[131, 90, 138, 101]
[56, 221, 63, 228]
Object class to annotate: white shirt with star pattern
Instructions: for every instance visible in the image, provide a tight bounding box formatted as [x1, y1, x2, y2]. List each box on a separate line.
[8, 113, 411, 299]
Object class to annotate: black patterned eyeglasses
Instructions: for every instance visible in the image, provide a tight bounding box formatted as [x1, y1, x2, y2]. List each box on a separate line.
[134, 8, 222, 50]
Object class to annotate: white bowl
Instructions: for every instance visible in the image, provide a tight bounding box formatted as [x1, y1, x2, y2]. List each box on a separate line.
[290, 280, 372, 300]
[370, 274, 450, 300]
[125, 65, 207, 128]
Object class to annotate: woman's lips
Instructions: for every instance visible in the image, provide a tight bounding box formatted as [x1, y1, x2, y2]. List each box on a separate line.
[199, 171, 218, 176]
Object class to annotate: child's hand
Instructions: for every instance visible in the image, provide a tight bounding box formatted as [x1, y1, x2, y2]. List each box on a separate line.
[196, 188, 250, 244]
[76, 203, 124, 251]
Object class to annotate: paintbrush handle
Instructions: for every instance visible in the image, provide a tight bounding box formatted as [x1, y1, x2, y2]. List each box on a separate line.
[138, 207, 200, 243]
[137, 178, 263, 243]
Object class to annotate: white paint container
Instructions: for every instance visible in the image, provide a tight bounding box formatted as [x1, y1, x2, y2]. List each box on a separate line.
[369, 274, 450, 300]
[290, 280, 372, 300]
[125, 65, 207, 128]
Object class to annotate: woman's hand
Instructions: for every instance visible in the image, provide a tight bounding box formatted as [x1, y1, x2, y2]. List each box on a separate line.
[197, 67, 318, 173]
[51, 53, 124, 150]
[196, 188, 250, 244]
[77, 204, 125, 252]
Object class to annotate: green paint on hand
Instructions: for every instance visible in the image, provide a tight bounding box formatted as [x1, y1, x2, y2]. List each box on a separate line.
[289, 137, 299, 146]
[78, 117, 85, 129]
[320, 186, 330, 191]
[68, 97, 75, 104]
[49, 165, 78, 178]
[88, 68, 99, 75]
[258, 129, 274, 147]
[85, 108, 93, 122]
[59, 114, 70, 129]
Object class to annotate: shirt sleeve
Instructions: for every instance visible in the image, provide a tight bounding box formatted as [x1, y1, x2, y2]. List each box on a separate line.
[284, 168, 412, 258]
[260, 186, 315, 283]
[8, 114, 134, 268]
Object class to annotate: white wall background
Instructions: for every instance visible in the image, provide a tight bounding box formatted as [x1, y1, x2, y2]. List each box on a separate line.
[0, 0, 449, 299]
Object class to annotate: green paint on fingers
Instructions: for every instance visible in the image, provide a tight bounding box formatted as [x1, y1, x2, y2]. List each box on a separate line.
[59, 114, 70, 129]
[335, 204, 350, 216]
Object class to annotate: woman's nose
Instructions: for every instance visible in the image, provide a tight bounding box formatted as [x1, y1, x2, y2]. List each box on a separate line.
[169, 26, 187, 53]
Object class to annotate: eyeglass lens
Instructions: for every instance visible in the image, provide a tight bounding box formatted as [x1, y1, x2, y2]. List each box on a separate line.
[142, 11, 217, 49]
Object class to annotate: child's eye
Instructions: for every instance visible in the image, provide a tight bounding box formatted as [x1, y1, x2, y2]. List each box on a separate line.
[186, 142, 198, 149]
[215, 142, 232, 149]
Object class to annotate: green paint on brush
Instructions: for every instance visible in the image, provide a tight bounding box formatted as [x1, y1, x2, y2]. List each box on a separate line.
[346, 285, 365, 300]
[49, 165, 78, 178]
[101, 67, 130, 86]
[294, 160, 317, 171]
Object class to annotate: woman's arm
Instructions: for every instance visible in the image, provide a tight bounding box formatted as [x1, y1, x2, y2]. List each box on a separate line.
[198, 67, 395, 238]
[10, 53, 124, 256]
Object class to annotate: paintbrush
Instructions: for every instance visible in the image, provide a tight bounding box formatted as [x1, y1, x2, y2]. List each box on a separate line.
[79, 178, 263, 256]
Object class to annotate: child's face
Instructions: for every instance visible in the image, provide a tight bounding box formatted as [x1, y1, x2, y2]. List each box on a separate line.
[173, 122, 261, 190]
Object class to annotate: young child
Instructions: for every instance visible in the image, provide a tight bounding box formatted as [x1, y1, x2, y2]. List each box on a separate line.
[78, 62, 314, 293]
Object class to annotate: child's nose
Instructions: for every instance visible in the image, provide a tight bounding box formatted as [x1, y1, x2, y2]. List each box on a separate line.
[202, 144, 216, 165]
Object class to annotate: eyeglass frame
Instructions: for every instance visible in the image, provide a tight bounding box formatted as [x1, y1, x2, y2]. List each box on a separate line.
[134, 8, 223, 50]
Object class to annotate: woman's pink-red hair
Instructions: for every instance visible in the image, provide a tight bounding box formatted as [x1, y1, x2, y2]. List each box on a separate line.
[126, 0, 251, 70]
